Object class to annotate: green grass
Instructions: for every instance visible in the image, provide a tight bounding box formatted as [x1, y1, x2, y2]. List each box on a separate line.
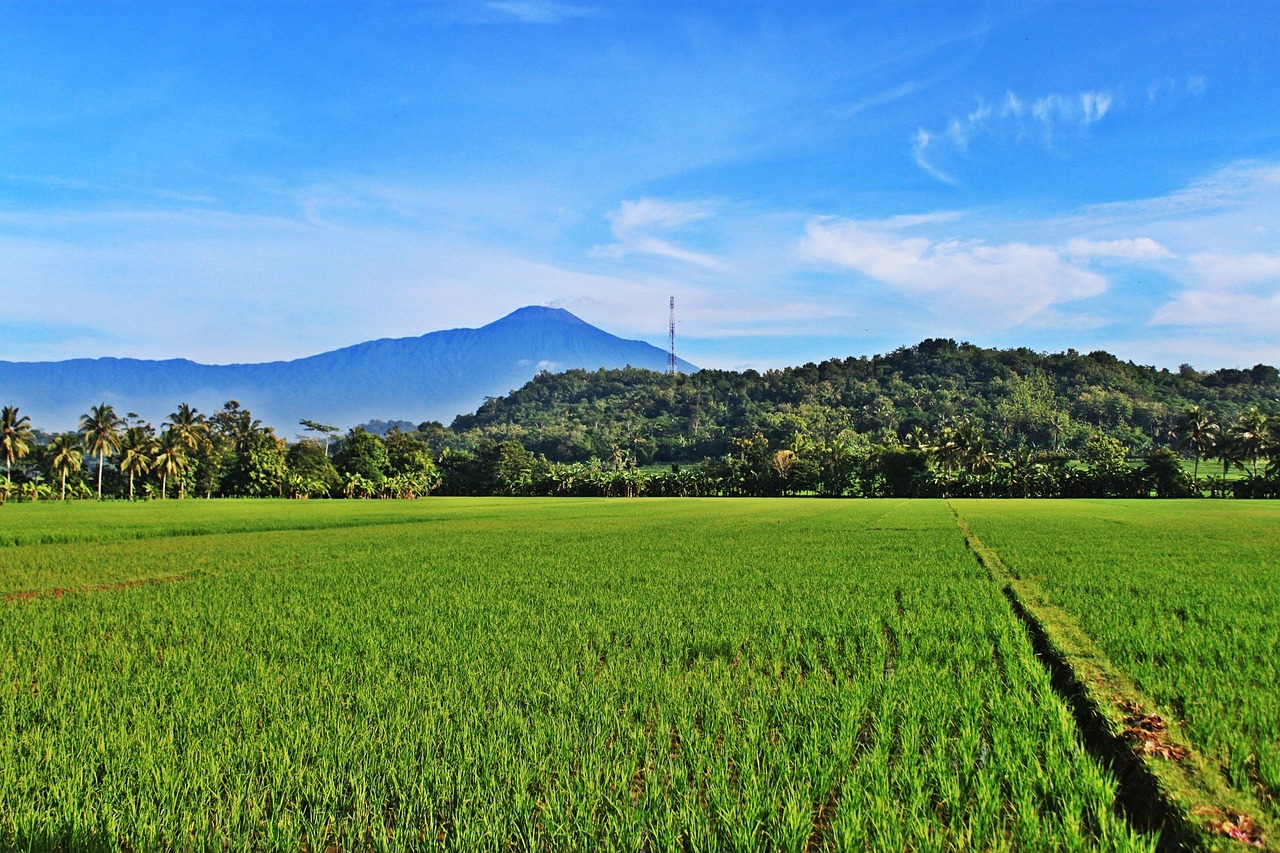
[953, 499, 1280, 830]
[0, 499, 1154, 851]
[0, 498, 468, 550]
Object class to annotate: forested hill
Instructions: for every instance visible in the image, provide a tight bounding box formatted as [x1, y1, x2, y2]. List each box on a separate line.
[447, 339, 1280, 464]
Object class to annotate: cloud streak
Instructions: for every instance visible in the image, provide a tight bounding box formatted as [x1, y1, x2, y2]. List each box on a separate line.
[592, 198, 723, 268]
[485, 1, 595, 24]
[914, 86, 1121, 183]
[800, 216, 1107, 328]
[1065, 237, 1172, 260]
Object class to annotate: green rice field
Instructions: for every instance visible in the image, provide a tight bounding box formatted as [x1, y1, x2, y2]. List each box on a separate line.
[954, 500, 1280, 829]
[2, 499, 1278, 851]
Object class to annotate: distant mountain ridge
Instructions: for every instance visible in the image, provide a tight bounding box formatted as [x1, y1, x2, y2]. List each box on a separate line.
[0, 307, 697, 431]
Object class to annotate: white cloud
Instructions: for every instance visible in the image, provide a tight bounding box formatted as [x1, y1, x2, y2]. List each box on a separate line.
[1085, 160, 1280, 223]
[592, 198, 723, 268]
[912, 129, 957, 185]
[1150, 290, 1280, 332]
[1188, 252, 1280, 288]
[1058, 161, 1280, 351]
[1024, 90, 1114, 127]
[799, 217, 1107, 328]
[1065, 237, 1173, 260]
[1147, 75, 1208, 102]
[914, 87, 1121, 182]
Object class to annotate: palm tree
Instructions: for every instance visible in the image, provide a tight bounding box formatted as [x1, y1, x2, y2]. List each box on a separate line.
[118, 427, 153, 501]
[966, 435, 997, 475]
[48, 433, 84, 500]
[1231, 406, 1269, 477]
[166, 403, 207, 445]
[1265, 415, 1280, 471]
[902, 426, 932, 453]
[1, 405, 35, 482]
[164, 404, 207, 499]
[152, 428, 188, 499]
[1174, 405, 1218, 485]
[79, 403, 124, 499]
[1211, 429, 1247, 478]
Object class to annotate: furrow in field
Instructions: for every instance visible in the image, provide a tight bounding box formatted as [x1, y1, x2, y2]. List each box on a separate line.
[948, 500, 1272, 851]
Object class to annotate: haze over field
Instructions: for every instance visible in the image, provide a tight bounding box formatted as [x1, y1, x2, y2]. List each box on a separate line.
[2, 2, 1278, 371]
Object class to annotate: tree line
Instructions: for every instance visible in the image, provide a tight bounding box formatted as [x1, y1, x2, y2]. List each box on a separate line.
[3, 339, 1279, 502]
[1, 395, 1278, 503]
[0, 401, 439, 504]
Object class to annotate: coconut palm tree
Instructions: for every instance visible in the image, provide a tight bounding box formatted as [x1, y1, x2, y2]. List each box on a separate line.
[118, 427, 153, 501]
[164, 404, 207, 498]
[902, 426, 932, 453]
[1, 405, 35, 482]
[1231, 406, 1269, 477]
[1211, 429, 1246, 478]
[79, 403, 124, 499]
[48, 433, 84, 500]
[1265, 415, 1280, 471]
[151, 428, 188, 499]
[965, 435, 997, 475]
[1174, 405, 1218, 486]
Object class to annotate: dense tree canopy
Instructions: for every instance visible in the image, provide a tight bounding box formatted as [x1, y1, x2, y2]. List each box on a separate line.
[2, 341, 1278, 502]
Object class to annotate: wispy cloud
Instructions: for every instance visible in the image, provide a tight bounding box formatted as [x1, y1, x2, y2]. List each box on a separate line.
[912, 129, 957, 185]
[485, 1, 595, 24]
[799, 216, 1106, 328]
[1150, 290, 1280, 333]
[1065, 237, 1172, 260]
[1155, 250, 1280, 334]
[1058, 161, 1280, 353]
[592, 198, 723, 268]
[1147, 74, 1208, 102]
[1085, 160, 1280, 222]
[1186, 252, 1280, 288]
[913, 86, 1121, 183]
[835, 81, 924, 116]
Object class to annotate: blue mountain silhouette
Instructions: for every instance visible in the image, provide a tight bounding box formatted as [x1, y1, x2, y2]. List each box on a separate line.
[0, 306, 697, 431]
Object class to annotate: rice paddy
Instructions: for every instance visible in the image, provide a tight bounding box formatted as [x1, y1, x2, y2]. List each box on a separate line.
[2, 498, 1277, 850]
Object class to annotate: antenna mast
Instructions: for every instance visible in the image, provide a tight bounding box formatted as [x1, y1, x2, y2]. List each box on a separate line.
[667, 296, 678, 376]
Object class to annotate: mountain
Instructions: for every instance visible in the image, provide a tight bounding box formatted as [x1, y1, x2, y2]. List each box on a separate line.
[0, 307, 698, 431]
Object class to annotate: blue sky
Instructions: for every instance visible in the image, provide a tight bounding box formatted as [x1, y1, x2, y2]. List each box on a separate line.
[2, 1, 1278, 371]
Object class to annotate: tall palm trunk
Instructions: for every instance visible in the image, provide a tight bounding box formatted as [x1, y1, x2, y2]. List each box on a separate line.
[60, 471, 66, 500]
[128, 472, 135, 501]
[162, 471, 168, 499]
[97, 450, 105, 499]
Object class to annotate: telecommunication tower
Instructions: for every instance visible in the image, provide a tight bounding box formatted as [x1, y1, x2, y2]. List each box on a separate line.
[667, 297, 678, 376]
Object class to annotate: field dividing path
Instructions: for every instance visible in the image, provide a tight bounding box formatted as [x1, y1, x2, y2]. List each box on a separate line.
[949, 499, 1277, 850]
